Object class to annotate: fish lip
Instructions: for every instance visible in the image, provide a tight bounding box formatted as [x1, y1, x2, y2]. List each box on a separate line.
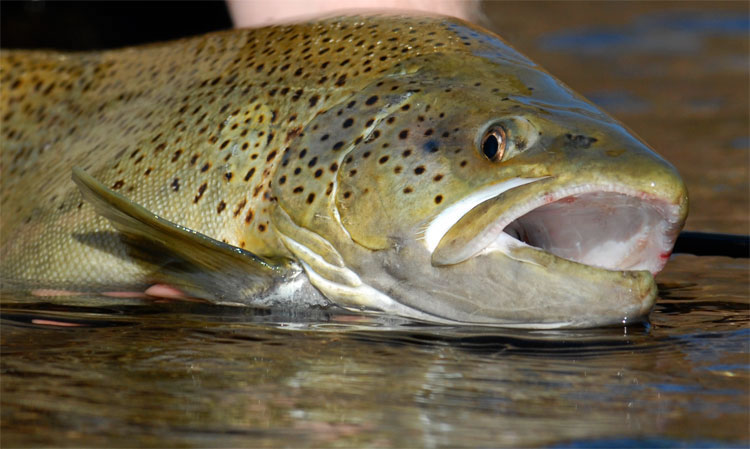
[433, 181, 685, 275]
[423, 176, 550, 253]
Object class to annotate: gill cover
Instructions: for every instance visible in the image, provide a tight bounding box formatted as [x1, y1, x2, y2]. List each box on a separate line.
[271, 68, 419, 247]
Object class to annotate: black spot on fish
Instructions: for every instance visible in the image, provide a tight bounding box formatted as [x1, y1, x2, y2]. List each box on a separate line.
[234, 199, 247, 217]
[423, 140, 439, 153]
[194, 183, 207, 203]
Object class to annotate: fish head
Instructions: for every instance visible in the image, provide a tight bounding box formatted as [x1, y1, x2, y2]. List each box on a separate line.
[273, 27, 688, 328]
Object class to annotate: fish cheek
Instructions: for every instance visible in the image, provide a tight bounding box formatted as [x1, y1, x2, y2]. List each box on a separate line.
[335, 137, 454, 252]
[334, 145, 391, 250]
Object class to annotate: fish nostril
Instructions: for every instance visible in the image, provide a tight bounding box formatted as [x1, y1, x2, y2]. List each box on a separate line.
[565, 133, 598, 149]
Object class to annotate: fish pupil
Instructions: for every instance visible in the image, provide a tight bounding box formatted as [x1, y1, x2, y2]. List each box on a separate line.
[482, 135, 499, 160]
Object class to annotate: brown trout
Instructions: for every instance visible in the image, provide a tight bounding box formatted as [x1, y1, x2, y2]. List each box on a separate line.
[0, 15, 688, 328]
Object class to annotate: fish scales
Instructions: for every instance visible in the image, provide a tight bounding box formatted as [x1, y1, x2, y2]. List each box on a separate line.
[0, 15, 688, 327]
[1, 17, 464, 284]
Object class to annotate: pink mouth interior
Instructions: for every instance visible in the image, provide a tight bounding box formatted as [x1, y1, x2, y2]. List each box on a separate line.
[503, 191, 679, 274]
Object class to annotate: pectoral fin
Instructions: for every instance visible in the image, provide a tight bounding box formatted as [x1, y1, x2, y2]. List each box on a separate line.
[72, 167, 289, 304]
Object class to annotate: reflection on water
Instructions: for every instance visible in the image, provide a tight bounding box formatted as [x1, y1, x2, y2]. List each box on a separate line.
[1, 1, 749, 447]
[538, 10, 749, 54]
[1, 255, 748, 447]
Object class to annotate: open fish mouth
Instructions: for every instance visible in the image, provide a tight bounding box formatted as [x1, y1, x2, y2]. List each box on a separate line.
[428, 178, 685, 274]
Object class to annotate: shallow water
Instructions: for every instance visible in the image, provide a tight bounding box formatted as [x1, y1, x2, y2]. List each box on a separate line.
[2, 1, 749, 447]
[1, 254, 748, 447]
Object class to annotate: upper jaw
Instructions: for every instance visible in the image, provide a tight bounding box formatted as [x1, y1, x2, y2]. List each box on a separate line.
[429, 177, 687, 275]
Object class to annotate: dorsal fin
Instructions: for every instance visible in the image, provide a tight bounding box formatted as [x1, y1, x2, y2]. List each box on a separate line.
[72, 167, 289, 303]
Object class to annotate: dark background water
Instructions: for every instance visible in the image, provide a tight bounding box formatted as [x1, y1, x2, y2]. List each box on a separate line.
[1, 1, 233, 50]
[1, 1, 748, 447]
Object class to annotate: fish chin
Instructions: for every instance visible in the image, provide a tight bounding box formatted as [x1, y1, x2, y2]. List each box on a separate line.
[446, 185, 685, 275]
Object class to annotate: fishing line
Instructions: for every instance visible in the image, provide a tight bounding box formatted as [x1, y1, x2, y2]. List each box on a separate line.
[673, 232, 749, 258]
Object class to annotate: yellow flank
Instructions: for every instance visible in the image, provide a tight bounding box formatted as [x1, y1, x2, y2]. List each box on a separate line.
[0, 16, 477, 289]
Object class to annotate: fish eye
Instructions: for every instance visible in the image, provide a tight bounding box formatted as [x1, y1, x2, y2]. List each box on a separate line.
[480, 126, 506, 162]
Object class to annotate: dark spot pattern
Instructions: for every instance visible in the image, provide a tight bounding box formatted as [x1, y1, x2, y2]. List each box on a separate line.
[0, 15, 505, 280]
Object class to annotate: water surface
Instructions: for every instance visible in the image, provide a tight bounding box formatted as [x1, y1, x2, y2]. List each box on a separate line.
[1, 255, 748, 447]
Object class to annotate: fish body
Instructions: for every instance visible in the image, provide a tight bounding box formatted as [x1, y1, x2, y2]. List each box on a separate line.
[0, 15, 688, 328]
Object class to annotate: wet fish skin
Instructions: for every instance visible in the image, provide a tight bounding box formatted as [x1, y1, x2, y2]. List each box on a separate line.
[0, 16, 688, 327]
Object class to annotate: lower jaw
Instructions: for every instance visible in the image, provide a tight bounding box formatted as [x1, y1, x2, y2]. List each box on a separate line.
[478, 242, 658, 326]
[366, 239, 660, 328]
